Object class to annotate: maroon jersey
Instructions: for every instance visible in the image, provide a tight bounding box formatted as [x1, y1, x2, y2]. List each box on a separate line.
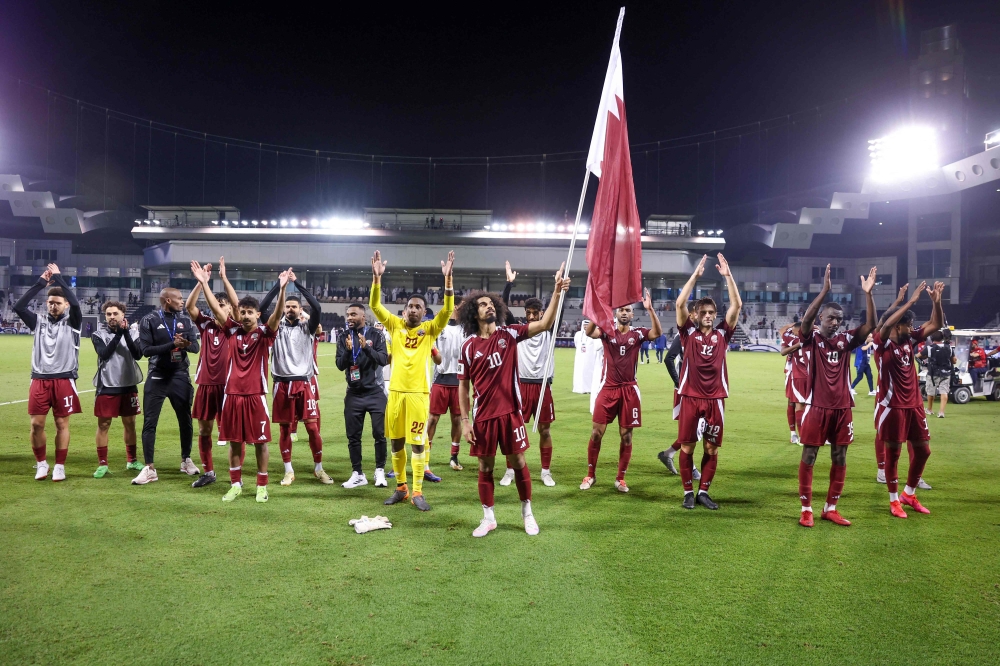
[782, 328, 809, 379]
[459, 324, 529, 421]
[678, 321, 735, 399]
[598, 326, 650, 387]
[799, 327, 861, 409]
[221, 317, 277, 395]
[194, 312, 231, 386]
[874, 326, 927, 409]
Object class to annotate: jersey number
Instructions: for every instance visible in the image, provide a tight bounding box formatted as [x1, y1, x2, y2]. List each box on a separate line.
[404, 337, 419, 349]
[410, 421, 425, 435]
[513, 425, 526, 442]
[63, 396, 74, 408]
[632, 408, 639, 420]
[486, 351, 503, 368]
[701, 344, 715, 356]
[213, 336, 220, 346]
[827, 351, 840, 364]
[619, 346, 627, 356]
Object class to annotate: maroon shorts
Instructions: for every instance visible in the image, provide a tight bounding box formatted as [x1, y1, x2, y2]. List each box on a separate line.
[28, 378, 81, 417]
[429, 383, 460, 416]
[876, 405, 930, 443]
[519, 381, 554, 424]
[785, 373, 808, 403]
[800, 405, 854, 446]
[593, 384, 641, 427]
[192, 384, 225, 421]
[272, 380, 319, 424]
[94, 391, 141, 418]
[218, 394, 272, 444]
[676, 395, 726, 446]
[470, 411, 529, 458]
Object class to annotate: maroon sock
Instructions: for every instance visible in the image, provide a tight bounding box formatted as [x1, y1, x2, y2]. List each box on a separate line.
[586, 435, 601, 479]
[305, 421, 323, 463]
[97, 445, 108, 466]
[450, 442, 460, 456]
[229, 466, 242, 485]
[679, 450, 694, 492]
[699, 453, 718, 492]
[513, 463, 532, 502]
[33, 445, 46, 463]
[478, 469, 495, 507]
[256, 471, 268, 487]
[798, 461, 814, 507]
[198, 434, 214, 472]
[616, 443, 632, 481]
[670, 439, 681, 452]
[125, 444, 137, 463]
[787, 403, 797, 431]
[906, 443, 931, 488]
[279, 424, 293, 464]
[55, 448, 68, 465]
[826, 464, 846, 507]
[885, 445, 901, 494]
[540, 446, 553, 470]
[875, 436, 886, 470]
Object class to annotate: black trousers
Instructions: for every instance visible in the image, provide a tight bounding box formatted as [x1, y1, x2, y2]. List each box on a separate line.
[344, 389, 387, 473]
[141, 371, 193, 465]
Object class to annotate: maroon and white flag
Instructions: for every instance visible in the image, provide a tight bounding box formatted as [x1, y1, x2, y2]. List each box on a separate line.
[582, 8, 643, 334]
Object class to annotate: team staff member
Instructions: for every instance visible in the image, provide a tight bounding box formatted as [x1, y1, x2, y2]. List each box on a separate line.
[91, 301, 144, 478]
[13, 264, 82, 482]
[132, 287, 200, 485]
[370, 248, 455, 511]
[337, 303, 390, 489]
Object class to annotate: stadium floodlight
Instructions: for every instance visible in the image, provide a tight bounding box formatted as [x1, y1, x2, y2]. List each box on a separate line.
[515, 223, 525, 232]
[696, 229, 705, 236]
[546, 223, 556, 232]
[717, 229, 724, 236]
[321, 218, 331, 228]
[290, 219, 299, 227]
[557, 224, 566, 232]
[868, 126, 938, 183]
[210, 219, 219, 225]
[221, 219, 229, 226]
[499, 223, 508, 231]
[251, 220, 259, 226]
[239, 220, 247, 226]
[280, 219, 288, 227]
[311, 218, 319, 227]
[986, 129, 1000, 150]
[581, 224, 589, 233]
[707, 230, 715, 236]
[152, 219, 161, 226]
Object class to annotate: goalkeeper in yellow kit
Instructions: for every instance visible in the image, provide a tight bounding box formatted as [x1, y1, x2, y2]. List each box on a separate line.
[369, 249, 455, 511]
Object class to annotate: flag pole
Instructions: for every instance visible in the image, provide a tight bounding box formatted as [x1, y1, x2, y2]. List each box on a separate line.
[532, 169, 590, 432]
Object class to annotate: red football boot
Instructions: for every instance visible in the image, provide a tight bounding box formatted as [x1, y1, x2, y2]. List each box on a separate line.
[821, 510, 852, 526]
[799, 511, 814, 528]
[889, 500, 908, 519]
[901, 492, 930, 514]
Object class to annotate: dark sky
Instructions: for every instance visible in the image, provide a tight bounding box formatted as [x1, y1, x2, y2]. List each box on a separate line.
[2, 1, 999, 224]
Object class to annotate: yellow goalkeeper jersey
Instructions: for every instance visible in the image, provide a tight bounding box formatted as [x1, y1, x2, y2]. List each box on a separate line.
[369, 285, 454, 394]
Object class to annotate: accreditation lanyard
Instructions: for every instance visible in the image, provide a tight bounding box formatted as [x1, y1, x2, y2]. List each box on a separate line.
[159, 311, 181, 362]
[350, 326, 367, 381]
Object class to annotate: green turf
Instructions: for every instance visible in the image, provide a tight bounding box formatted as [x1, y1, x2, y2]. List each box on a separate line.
[1, 335, 998, 665]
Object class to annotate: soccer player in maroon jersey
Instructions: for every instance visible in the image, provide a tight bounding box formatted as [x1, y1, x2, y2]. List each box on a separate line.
[779, 322, 806, 445]
[874, 281, 944, 518]
[674, 253, 742, 510]
[191, 260, 290, 504]
[185, 261, 233, 488]
[457, 264, 570, 537]
[796, 264, 878, 527]
[870, 283, 913, 484]
[581, 288, 662, 493]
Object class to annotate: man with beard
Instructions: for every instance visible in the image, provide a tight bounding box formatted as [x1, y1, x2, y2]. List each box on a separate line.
[91, 300, 143, 477]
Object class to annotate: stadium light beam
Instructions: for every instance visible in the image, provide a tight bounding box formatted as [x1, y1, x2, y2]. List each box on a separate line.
[868, 126, 939, 183]
[986, 129, 1000, 150]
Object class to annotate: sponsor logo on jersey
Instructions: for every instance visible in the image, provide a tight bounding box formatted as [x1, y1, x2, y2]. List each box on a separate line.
[498, 339, 507, 348]
[632, 419, 639, 425]
[474, 351, 484, 360]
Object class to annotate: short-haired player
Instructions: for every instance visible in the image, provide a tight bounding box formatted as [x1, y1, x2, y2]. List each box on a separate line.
[91, 301, 143, 478]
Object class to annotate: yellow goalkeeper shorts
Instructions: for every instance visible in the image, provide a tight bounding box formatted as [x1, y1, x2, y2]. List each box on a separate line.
[386, 391, 430, 446]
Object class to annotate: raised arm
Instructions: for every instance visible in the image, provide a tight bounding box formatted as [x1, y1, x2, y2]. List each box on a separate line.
[676, 255, 708, 329]
[426, 250, 456, 336]
[923, 281, 945, 338]
[368, 250, 397, 329]
[876, 283, 910, 329]
[501, 261, 516, 325]
[642, 288, 662, 340]
[527, 262, 571, 337]
[218, 257, 239, 315]
[799, 264, 831, 339]
[584, 321, 602, 340]
[266, 269, 291, 332]
[191, 261, 228, 327]
[258, 281, 281, 321]
[47, 266, 81, 328]
[716, 254, 742, 329]
[295, 280, 323, 334]
[185, 264, 210, 320]
[878, 280, 926, 340]
[855, 267, 878, 342]
[13, 271, 49, 330]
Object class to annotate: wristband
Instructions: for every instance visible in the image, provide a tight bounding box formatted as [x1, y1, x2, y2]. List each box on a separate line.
[444, 275, 453, 289]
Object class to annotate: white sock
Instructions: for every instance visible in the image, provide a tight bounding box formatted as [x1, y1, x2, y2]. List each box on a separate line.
[206, 469, 215, 476]
[521, 499, 533, 518]
[541, 468, 550, 473]
[823, 503, 836, 513]
[903, 485, 916, 496]
[801, 506, 812, 513]
[54, 463, 64, 470]
[451, 442, 460, 449]
[698, 489, 708, 495]
[232, 481, 242, 487]
[666, 448, 676, 459]
[314, 462, 323, 473]
[483, 505, 495, 522]
[889, 492, 899, 502]
[283, 462, 293, 473]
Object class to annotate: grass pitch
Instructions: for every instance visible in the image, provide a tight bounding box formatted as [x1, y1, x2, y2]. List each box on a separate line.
[1, 335, 998, 665]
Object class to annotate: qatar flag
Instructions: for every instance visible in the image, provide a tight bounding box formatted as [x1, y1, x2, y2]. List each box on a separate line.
[582, 8, 643, 334]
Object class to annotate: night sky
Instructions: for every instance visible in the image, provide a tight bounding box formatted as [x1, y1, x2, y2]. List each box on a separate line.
[1, 1, 999, 240]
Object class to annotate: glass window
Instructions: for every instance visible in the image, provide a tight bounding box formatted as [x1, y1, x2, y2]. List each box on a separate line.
[916, 213, 951, 242]
[874, 273, 893, 286]
[917, 250, 951, 278]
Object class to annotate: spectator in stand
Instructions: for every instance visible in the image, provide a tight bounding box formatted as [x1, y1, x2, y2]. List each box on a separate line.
[850, 333, 875, 396]
[921, 331, 956, 418]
